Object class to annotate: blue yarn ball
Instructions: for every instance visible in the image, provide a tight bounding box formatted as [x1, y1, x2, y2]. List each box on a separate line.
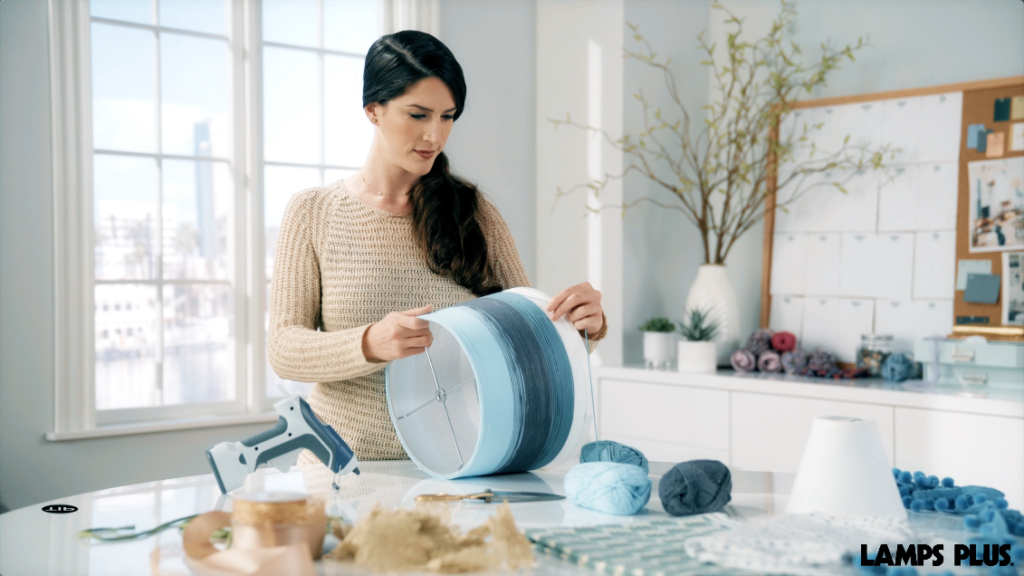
[564, 462, 651, 516]
[955, 496, 970, 510]
[934, 498, 950, 511]
[659, 460, 732, 517]
[580, 440, 650, 474]
[881, 353, 915, 382]
[941, 477, 955, 488]
[994, 497, 1008, 509]
[899, 471, 913, 484]
[964, 515, 981, 530]
[902, 495, 913, 508]
[910, 499, 925, 512]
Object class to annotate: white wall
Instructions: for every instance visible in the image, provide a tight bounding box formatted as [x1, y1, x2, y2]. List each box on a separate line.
[0, 0, 274, 511]
[439, 0, 537, 281]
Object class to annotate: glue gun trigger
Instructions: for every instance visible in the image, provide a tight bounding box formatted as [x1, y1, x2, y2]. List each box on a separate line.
[270, 450, 300, 473]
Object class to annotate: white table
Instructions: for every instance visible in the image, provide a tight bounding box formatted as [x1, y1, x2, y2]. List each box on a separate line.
[0, 460, 796, 575]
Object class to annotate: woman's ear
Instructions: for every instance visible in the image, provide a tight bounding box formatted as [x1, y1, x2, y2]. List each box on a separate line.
[365, 102, 383, 125]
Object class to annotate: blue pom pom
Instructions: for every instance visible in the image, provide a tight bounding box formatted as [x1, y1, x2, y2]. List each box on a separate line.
[964, 515, 981, 530]
[955, 495, 970, 510]
[994, 497, 1008, 509]
[914, 470, 925, 478]
[927, 475, 939, 487]
[981, 509, 996, 522]
[915, 476, 931, 488]
[898, 485, 911, 497]
[934, 498, 950, 511]
[902, 495, 913, 508]
[899, 471, 913, 483]
[923, 498, 935, 510]
[975, 494, 987, 504]
[892, 467, 901, 477]
[1011, 545, 1024, 562]
[910, 499, 925, 512]
[1014, 523, 1024, 537]
[941, 477, 955, 488]
[564, 462, 652, 516]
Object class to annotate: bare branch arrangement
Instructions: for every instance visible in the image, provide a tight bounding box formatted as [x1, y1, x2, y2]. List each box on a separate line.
[550, 0, 895, 264]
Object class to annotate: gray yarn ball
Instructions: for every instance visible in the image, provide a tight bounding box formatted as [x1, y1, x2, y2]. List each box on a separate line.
[746, 329, 775, 356]
[659, 460, 732, 516]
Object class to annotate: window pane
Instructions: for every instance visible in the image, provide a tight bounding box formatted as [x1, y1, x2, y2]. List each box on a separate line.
[91, 0, 153, 25]
[159, 0, 227, 36]
[95, 284, 159, 410]
[263, 47, 320, 164]
[162, 159, 232, 280]
[324, 0, 378, 54]
[264, 165, 321, 279]
[325, 168, 355, 185]
[92, 23, 157, 153]
[94, 155, 159, 280]
[262, 0, 317, 48]
[325, 55, 371, 168]
[163, 283, 234, 405]
[161, 33, 231, 157]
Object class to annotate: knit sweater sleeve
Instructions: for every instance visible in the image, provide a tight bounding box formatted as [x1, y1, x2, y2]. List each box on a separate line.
[267, 190, 383, 383]
[477, 198, 605, 352]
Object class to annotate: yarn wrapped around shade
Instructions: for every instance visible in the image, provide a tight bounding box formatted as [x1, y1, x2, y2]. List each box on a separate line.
[881, 353, 915, 383]
[730, 349, 757, 372]
[781, 348, 809, 375]
[580, 440, 649, 474]
[659, 460, 733, 517]
[757, 350, 782, 373]
[564, 462, 652, 516]
[745, 329, 775, 356]
[770, 331, 797, 352]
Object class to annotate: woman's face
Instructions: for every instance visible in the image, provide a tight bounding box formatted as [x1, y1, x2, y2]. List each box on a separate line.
[366, 77, 457, 177]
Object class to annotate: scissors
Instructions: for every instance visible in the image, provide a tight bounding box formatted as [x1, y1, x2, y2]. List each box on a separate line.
[415, 490, 565, 504]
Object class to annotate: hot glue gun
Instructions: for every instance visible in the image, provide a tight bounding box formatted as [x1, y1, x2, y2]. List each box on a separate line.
[205, 395, 360, 494]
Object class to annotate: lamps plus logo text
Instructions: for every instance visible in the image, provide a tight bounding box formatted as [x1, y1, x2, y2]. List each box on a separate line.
[861, 544, 1015, 568]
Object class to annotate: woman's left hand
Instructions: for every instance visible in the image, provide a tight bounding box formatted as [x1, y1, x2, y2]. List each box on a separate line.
[547, 282, 604, 334]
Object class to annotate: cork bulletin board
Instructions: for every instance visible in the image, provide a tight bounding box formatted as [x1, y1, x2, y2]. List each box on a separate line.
[953, 82, 1024, 340]
[761, 76, 1024, 344]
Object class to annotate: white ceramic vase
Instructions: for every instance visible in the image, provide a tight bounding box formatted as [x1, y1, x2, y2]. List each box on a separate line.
[642, 332, 677, 369]
[677, 341, 717, 373]
[685, 264, 741, 366]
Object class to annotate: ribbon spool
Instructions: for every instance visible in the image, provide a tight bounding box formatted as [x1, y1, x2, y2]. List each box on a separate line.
[386, 287, 593, 479]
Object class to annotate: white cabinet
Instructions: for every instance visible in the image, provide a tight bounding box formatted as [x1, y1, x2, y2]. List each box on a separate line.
[598, 379, 730, 464]
[730, 392, 894, 473]
[894, 408, 1024, 510]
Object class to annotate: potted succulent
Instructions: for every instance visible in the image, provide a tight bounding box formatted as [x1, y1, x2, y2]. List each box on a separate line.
[639, 317, 678, 369]
[677, 308, 719, 374]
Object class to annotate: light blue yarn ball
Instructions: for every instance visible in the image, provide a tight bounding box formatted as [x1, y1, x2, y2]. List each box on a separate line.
[564, 462, 651, 516]
[881, 353, 915, 382]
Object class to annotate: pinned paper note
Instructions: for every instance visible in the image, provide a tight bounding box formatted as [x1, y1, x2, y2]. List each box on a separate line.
[967, 124, 986, 149]
[1012, 96, 1024, 120]
[994, 98, 1011, 122]
[978, 129, 992, 153]
[956, 259, 992, 290]
[986, 131, 1005, 157]
[1011, 122, 1024, 152]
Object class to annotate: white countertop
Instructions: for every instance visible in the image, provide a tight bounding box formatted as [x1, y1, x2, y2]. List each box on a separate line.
[0, 459, 793, 576]
[597, 366, 1024, 418]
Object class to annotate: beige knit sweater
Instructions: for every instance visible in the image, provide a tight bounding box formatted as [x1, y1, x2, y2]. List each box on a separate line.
[268, 179, 602, 461]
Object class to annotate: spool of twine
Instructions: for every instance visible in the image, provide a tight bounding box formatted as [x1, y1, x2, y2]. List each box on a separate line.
[230, 492, 326, 559]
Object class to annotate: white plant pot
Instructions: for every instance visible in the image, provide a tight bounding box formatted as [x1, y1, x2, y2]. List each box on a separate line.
[677, 340, 717, 374]
[685, 264, 741, 366]
[643, 332, 677, 369]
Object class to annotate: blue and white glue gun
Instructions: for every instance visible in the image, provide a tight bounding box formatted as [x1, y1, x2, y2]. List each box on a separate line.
[205, 395, 360, 494]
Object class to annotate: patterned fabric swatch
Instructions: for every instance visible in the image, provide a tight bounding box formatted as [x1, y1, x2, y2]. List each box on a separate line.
[525, 513, 749, 576]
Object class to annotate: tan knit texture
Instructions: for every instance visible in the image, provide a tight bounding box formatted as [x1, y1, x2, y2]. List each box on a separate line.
[269, 179, 601, 462]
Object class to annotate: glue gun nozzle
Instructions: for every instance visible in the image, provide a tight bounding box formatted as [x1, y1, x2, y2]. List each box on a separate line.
[353, 467, 361, 475]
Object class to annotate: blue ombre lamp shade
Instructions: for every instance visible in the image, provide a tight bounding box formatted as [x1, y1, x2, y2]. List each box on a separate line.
[385, 287, 593, 479]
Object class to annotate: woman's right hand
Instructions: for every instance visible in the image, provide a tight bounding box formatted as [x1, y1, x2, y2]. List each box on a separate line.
[362, 305, 434, 362]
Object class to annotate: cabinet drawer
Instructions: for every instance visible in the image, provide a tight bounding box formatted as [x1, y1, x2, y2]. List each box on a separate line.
[895, 408, 1024, 510]
[731, 392, 894, 473]
[598, 379, 729, 453]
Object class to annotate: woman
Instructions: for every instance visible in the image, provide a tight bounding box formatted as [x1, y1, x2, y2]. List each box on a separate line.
[268, 30, 607, 462]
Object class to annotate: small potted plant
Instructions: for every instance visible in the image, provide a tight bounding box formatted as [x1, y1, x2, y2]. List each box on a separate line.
[640, 317, 677, 369]
[678, 308, 719, 374]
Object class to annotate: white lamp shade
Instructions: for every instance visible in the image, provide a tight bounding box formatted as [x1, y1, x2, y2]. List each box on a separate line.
[786, 416, 907, 519]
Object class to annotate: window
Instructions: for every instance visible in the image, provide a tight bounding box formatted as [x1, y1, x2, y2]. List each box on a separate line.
[49, 0, 396, 437]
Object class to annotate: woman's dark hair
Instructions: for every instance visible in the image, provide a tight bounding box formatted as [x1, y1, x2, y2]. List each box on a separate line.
[363, 31, 500, 297]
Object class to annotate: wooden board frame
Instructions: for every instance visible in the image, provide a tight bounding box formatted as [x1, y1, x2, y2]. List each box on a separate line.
[761, 75, 1024, 341]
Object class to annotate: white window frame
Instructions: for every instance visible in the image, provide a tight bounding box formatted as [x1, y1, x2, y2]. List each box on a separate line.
[47, 0, 438, 441]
